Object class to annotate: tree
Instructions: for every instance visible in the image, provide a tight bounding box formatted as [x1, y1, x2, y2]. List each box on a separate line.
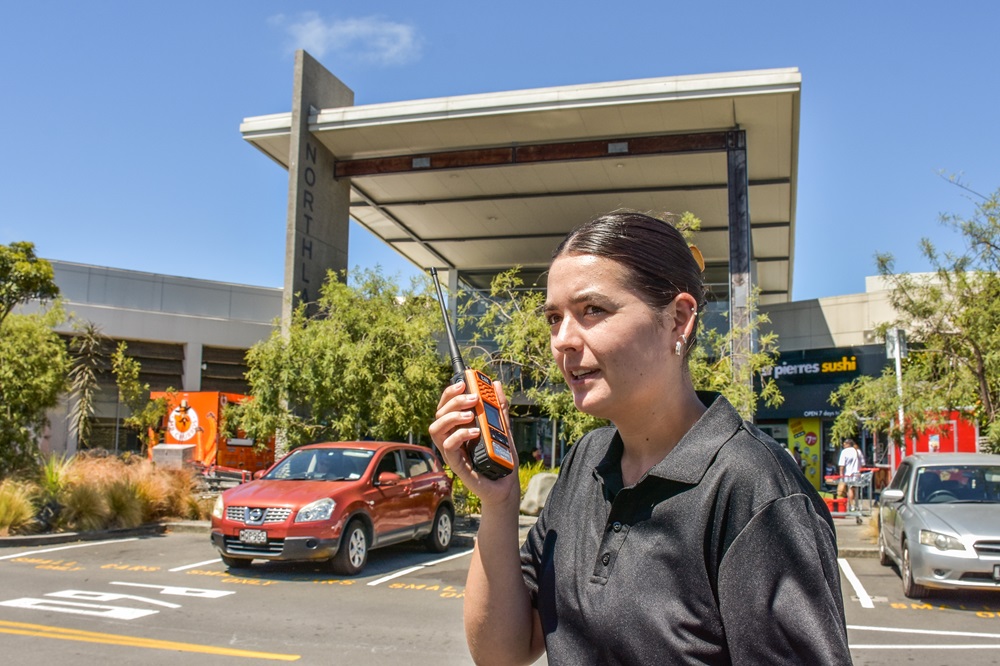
[0, 306, 70, 476]
[830, 182, 1000, 453]
[231, 268, 450, 455]
[110, 342, 169, 452]
[688, 290, 783, 419]
[67, 322, 108, 449]
[0, 241, 59, 327]
[465, 250, 783, 447]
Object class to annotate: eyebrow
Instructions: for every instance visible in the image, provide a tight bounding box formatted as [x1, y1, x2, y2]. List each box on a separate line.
[543, 289, 610, 312]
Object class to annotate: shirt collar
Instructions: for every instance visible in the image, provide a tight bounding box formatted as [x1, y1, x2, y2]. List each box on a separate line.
[594, 392, 744, 487]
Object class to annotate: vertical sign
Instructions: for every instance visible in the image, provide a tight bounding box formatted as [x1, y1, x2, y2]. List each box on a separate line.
[283, 51, 354, 331]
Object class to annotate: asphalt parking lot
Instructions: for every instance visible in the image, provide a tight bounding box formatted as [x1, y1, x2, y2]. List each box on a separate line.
[3, 519, 1000, 664]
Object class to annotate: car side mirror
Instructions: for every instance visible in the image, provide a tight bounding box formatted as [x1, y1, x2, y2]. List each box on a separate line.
[881, 488, 904, 503]
[376, 471, 402, 487]
[253, 469, 267, 480]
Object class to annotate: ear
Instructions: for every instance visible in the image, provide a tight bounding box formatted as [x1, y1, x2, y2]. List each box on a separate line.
[671, 293, 699, 340]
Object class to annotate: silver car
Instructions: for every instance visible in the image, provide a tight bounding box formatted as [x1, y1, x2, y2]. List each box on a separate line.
[878, 453, 1000, 598]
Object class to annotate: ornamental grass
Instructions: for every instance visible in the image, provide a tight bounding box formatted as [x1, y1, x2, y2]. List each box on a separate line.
[0, 479, 36, 536]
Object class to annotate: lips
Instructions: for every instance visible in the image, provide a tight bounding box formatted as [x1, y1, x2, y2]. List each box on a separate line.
[568, 368, 599, 381]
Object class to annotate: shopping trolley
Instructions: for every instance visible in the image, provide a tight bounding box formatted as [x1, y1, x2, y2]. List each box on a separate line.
[843, 470, 874, 524]
[823, 469, 875, 524]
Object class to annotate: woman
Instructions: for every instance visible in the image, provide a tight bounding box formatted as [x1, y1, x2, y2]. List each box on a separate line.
[429, 211, 851, 665]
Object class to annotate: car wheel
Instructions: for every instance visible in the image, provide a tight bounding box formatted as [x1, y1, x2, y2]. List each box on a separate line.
[901, 540, 929, 599]
[221, 554, 252, 569]
[425, 506, 453, 553]
[877, 522, 891, 566]
[330, 519, 368, 575]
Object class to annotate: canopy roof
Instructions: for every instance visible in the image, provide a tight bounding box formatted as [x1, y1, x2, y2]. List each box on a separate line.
[242, 67, 800, 302]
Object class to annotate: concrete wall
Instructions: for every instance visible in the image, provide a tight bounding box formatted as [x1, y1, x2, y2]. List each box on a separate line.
[30, 261, 281, 456]
[761, 284, 895, 351]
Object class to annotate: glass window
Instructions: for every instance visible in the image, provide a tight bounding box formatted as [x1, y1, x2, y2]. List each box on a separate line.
[405, 450, 431, 477]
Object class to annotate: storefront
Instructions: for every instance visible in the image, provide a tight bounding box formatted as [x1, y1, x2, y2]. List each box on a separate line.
[755, 345, 889, 489]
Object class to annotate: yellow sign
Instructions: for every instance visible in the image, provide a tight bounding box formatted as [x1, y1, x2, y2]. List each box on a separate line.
[788, 417, 822, 489]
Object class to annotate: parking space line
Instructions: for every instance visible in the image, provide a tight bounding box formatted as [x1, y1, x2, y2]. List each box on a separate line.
[848, 624, 1000, 639]
[168, 559, 221, 572]
[367, 547, 474, 586]
[837, 558, 873, 609]
[0, 539, 139, 561]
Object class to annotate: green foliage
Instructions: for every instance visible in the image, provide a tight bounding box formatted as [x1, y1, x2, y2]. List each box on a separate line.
[449, 470, 482, 517]
[67, 322, 107, 449]
[0, 306, 70, 476]
[110, 342, 169, 452]
[687, 290, 784, 420]
[460, 266, 607, 447]
[232, 267, 451, 454]
[0, 241, 59, 327]
[834, 181, 1000, 453]
[37, 453, 73, 502]
[0, 479, 36, 536]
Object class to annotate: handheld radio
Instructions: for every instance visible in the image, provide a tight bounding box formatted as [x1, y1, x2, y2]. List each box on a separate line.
[430, 268, 515, 480]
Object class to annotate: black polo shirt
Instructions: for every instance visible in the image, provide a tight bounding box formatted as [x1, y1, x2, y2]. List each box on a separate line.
[520, 393, 851, 665]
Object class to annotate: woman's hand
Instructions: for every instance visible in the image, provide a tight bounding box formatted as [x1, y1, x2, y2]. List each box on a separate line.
[428, 379, 520, 508]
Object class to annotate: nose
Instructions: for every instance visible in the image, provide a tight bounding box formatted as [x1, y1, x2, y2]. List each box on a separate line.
[550, 315, 581, 354]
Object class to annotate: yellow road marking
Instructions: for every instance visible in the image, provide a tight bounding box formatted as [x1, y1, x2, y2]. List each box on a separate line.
[0, 620, 300, 661]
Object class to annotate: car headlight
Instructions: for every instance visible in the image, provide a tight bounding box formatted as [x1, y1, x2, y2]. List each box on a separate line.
[295, 498, 336, 523]
[211, 495, 224, 520]
[919, 529, 966, 552]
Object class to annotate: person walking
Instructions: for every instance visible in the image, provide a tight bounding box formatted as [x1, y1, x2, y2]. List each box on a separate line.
[839, 438, 862, 512]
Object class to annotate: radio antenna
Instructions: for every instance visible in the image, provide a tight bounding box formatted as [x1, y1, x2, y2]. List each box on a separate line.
[430, 268, 467, 378]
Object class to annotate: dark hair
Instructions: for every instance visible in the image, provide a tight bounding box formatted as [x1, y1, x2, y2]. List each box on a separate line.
[552, 211, 706, 348]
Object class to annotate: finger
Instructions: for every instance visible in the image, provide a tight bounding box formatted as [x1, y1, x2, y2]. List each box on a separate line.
[436, 380, 466, 410]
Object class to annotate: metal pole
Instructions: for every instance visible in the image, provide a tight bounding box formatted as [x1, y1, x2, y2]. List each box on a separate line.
[893, 330, 905, 458]
[113, 390, 121, 454]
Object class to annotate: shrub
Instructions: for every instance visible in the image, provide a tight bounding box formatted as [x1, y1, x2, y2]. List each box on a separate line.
[104, 479, 144, 529]
[0, 479, 37, 536]
[60, 483, 109, 532]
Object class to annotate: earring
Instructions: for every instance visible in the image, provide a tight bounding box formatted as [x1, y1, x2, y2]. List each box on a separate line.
[675, 334, 688, 357]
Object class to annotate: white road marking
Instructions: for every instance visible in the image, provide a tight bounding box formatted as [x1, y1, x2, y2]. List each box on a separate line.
[848, 625, 1000, 639]
[0, 538, 139, 561]
[110, 582, 235, 598]
[168, 558, 222, 572]
[849, 643, 1000, 650]
[366, 547, 474, 586]
[837, 558, 873, 608]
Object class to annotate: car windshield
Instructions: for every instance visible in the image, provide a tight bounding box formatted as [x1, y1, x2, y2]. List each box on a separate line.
[914, 465, 1000, 504]
[264, 448, 375, 481]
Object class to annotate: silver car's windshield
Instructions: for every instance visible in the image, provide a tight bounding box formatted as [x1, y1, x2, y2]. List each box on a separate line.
[914, 465, 1000, 504]
[265, 448, 375, 481]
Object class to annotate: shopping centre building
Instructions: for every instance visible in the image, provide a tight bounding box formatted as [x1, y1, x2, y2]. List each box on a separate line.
[31, 53, 957, 484]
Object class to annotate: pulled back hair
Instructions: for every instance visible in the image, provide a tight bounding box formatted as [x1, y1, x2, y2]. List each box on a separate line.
[551, 211, 706, 349]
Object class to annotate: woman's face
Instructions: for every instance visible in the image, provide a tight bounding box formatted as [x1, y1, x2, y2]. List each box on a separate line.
[545, 253, 682, 423]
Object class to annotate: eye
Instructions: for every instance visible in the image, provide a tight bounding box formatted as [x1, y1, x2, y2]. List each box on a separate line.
[583, 304, 606, 316]
[545, 313, 562, 327]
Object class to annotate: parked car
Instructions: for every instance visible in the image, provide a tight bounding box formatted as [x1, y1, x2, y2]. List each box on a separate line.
[211, 441, 454, 575]
[878, 453, 1000, 598]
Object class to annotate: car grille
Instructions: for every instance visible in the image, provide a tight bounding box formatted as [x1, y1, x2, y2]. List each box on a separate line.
[223, 536, 285, 556]
[225, 506, 293, 524]
[973, 541, 1000, 557]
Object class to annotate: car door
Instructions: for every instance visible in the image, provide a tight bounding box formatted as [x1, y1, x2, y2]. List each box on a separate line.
[403, 449, 439, 528]
[365, 449, 413, 542]
[882, 462, 912, 554]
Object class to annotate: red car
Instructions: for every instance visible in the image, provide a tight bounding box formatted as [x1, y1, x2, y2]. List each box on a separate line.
[210, 441, 454, 575]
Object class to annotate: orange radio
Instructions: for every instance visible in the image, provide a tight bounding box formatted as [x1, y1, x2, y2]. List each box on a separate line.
[430, 268, 514, 480]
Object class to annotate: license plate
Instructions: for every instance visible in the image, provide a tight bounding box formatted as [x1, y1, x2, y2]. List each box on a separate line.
[239, 529, 268, 545]
[994, 564, 1000, 582]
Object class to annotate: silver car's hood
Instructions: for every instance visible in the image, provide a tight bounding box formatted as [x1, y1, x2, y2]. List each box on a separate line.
[915, 503, 1000, 539]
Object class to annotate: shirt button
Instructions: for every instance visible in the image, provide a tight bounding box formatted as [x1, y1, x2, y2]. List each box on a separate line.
[601, 553, 611, 566]
[612, 521, 622, 532]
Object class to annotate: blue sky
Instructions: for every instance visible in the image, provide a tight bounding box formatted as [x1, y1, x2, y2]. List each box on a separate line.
[2, 1, 998, 301]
